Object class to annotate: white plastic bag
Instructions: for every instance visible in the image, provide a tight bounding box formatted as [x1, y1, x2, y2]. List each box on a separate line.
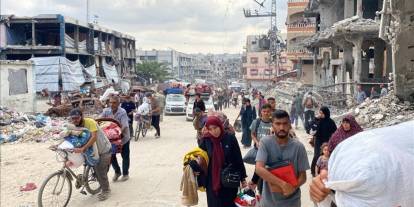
[58, 141, 85, 168]
[325, 121, 414, 207]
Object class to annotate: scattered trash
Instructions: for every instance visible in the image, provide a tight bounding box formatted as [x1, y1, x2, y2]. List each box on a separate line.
[0, 106, 66, 145]
[20, 183, 37, 192]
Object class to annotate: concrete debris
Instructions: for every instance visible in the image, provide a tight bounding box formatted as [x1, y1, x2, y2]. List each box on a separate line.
[341, 90, 414, 129]
[333, 16, 379, 34]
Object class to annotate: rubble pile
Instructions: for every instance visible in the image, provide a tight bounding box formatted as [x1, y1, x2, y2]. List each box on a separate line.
[264, 81, 302, 111]
[342, 91, 414, 129]
[0, 107, 66, 144]
[333, 16, 379, 34]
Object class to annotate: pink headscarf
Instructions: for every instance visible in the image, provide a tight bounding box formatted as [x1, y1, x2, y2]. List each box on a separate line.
[328, 114, 363, 153]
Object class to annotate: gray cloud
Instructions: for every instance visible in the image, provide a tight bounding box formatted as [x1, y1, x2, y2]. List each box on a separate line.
[2, 0, 288, 53]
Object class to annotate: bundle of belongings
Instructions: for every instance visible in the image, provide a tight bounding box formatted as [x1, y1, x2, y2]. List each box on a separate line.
[318, 120, 414, 207]
[180, 147, 209, 206]
[58, 124, 99, 167]
[207, 111, 235, 135]
[98, 121, 122, 154]
[234, 188, 258, 207]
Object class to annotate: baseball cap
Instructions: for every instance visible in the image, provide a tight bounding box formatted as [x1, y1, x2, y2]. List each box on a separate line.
[69, 108, 83, 117]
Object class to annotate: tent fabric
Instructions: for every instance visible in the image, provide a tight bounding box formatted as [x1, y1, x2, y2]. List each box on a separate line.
[31, 57, 88, 92]
[64, 34, 75, 48]
[31, 57, 61, 92]
[61, 59, 85, 91]
[102, 60, 119, 84]
[84, 64, 97, 83]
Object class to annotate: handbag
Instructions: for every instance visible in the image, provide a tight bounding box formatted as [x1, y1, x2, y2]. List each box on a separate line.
[233, 120, 242, 132]
[243, 147, 258, 165]
[221, 163, 241, 188]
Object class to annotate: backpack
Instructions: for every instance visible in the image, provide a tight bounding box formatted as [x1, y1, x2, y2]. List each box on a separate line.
[253, 118, 262, 136]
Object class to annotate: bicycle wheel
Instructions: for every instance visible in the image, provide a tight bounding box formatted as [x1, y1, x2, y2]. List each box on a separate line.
[84, 166, 101, 195]
[134, 122, 141, 141]
[141, 124, 148, 137]
[38, 171, 72, 207]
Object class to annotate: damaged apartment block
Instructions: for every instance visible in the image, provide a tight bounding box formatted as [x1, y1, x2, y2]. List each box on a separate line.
[304, 0, 414, 102]
[0, 14, 136, 81]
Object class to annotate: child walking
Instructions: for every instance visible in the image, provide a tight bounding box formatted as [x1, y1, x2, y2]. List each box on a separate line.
[315, 142, 330, 176]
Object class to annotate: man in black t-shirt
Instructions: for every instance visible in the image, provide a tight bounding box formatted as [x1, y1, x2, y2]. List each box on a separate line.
[121, 94, 136, 137]
[193, 93, 206, 114]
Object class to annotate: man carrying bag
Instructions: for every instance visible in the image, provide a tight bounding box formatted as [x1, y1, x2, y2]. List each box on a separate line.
[255, 110, 310, 207]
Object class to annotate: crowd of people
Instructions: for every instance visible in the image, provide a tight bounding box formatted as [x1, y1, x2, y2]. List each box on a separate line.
[55, 83, 406, 206]
[55, 87, 165, 202]
[184, 88, 376, 207]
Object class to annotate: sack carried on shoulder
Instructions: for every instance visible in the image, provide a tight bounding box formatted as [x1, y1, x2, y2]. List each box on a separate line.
[243, 147, 258, 165]
[221, 164, 241, 188]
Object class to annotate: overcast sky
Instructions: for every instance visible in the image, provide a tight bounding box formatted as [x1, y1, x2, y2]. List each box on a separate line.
[2, 0, 288, 54]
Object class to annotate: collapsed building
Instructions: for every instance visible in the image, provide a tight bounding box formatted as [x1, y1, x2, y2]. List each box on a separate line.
[0, 14, 136, 90]
[304, 0, 414, 102]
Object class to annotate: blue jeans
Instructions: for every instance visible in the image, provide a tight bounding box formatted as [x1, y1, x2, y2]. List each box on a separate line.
[111, 141, 130, 175]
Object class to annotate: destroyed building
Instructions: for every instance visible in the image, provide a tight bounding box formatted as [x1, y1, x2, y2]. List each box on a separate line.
[304, 0, 414, 102]
[286, 0, 317, 85]
[0, 14, 136, 85]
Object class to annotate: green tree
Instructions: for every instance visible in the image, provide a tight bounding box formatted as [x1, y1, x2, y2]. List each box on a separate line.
[135, 61, 170, 83]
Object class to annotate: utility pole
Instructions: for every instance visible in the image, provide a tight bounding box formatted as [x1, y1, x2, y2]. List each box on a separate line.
[86, 0, 90, 23]
[244, 0, 280, 81]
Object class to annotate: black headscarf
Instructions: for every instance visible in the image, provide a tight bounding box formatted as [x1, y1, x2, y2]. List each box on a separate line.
[315, 106, 337, 143]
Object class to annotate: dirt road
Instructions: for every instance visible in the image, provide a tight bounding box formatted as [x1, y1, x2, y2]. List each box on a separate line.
[0, 107, 315, 207]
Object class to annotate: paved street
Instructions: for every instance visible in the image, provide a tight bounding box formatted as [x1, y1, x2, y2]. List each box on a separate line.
[1, 107, 314, 207]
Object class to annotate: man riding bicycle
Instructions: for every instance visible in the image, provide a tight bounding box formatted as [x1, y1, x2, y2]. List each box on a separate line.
[69, 108, 112, 201]
[136, 96, 152, 125]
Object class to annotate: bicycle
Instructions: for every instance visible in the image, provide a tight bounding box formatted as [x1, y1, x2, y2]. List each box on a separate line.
[37, 147, 101, 207]
[134, 113, 152, 141]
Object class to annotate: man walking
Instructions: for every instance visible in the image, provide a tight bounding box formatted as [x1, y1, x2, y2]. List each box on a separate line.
[217, 92, 224, 111]
[354, 84, 367, 104]
[380, 84, 388, 97]
[148, 93, 161, 138]
[302, 92, 318, 134]
[121, 94, 136, 137]
[267, 97, 276, 112]
[70, 108, 112, 201]
[100, 96, 131, 182]
[193, 93, 206, 113]
[256, 110, 310, 207]
[248, 104, 273, 191]
[291, 93, 304, 129]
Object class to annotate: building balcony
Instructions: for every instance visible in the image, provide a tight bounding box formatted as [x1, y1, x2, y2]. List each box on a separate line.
[288, 0, 309, 8]
[286, 48, 313, 59]
[287, 23, 316, 33]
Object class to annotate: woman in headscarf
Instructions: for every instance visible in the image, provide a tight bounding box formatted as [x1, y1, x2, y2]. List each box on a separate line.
[328, 114, 363, 153]
[199, 116, 247, 207]
[239, 98, 257, 148]
[311, 106, 337, 177]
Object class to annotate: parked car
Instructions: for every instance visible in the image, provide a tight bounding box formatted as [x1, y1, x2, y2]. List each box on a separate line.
[186, 95, 214, 121]
[164, 94, 186, 115]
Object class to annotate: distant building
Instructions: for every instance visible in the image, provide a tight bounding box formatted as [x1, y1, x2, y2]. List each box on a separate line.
[137, 49, 180, 78]
[0, 14, 136, 82]
[286, 0, 317, 84]
[242, 35, 293, 88]
[137, 50, 241, 83]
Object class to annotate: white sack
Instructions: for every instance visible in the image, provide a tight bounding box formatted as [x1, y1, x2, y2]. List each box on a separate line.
[326, 120, 414, 207]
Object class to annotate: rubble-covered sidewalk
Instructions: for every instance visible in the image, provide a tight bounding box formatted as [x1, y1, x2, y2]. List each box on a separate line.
[0, 107, 67, 144]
